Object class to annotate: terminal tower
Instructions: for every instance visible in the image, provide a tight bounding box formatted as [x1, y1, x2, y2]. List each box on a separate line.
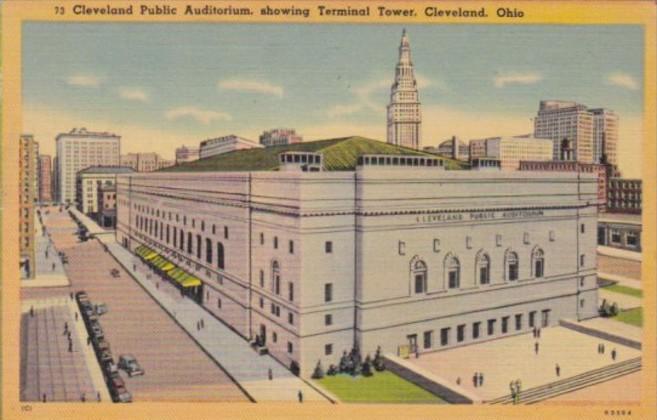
[386, 29, 422, 150]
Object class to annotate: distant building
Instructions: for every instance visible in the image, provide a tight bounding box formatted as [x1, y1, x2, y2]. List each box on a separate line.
[533, 100, 618, 168]
[121, 152, 174, 172]
[56, 128, 121, 204]
[468, 135, 553, 171]
[470, 157, 501, 170]
[425, 136, 469, 161]
[97, 183, 118, 228]
[259, 128, 303, 147]
[607, 178, 642, 214]
[175, 145, 200, 164]
[75, 166, 135, 217]
[597, 213, 641, 253]
[519, 161, 610, 211]
[38, 154, 53, 203]
[387, 29, 422, 150]
[20, 135, 38, 279]
[199, 135, 263, 159]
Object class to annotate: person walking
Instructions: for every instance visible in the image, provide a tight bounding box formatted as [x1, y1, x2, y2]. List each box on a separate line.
[30, 306, 34, 317]
[42, 393, 46, 403]
[535, 342, 539, 355]
[611, 348, 617, 361]
[537, 328, 541, 338]
[532, 327, 537, 338]
[597, 343, 601, 354]
[479, 372, 484, 387]
[52, 262, 56, 271]
[81, 393, 86, 402]
[456, 377, 461, 386]
[555, 363, 560, 377]
[63, 322, 68, 334]
[472, 373, 478, 388]
[268, 368, 273, 380]
[68, 341, 73, 352]
[297, 390, 303, 403]
[97, 391, 101, 402]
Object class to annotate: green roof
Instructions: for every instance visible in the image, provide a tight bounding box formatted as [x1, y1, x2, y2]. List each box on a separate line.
[161, 136, 466, 172]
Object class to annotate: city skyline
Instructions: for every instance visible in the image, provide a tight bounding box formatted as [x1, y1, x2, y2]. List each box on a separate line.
[23, 23, 643, 177]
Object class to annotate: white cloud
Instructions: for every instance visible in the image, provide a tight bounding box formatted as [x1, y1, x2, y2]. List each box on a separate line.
[165, 106, 232, 124]
[606, 72, 639, 91]
[218, 78, 284, 97]
[119, 87, 149, 102]
[66, 74, 102, 87]
[327, 104, 364, 118]
[493, 71, 542, 88]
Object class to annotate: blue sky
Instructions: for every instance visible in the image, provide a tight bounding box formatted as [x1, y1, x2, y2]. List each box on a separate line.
[23, 23, 644, 176]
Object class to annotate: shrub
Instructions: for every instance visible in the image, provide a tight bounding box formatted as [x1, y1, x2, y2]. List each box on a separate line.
[339, 351, 349, 373]
[373, 346, 386, 371]
[362, 355, 373, 377]
[610, 302, 619, 317]
[311, 360, 324, 379]
[327, 364, 338, 376]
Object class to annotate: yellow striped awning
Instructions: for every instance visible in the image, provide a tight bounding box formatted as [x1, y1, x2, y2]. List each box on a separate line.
[181, 277, 202, 288]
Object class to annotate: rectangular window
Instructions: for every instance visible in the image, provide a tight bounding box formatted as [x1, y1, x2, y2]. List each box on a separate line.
[325, 314, 333, 326]
[260, 232, 264, 245]
[466, 236, 472, 249]
[487, 319, 496, 336]
[626, 231, 638, 247]
[423, 331, 433, 349]
[288, 282, 294, 301]
[289, 240, 294, 254]
[440, 328, 450, 346]
[496, 234, 502, 247]
[580, 298, 585, 308]
[541, 309, 551, 327]
[274, 236, 278, 249]
[472, 322, 481, 339]
[433, 238, 440, 252]
[523, 232, 530, 244]
[515, 314, 522, 331]
[288, 312, 294, 325]
[272, 332, 277, 343]
[212, 225, 216, 235]
[224, 226, 229, 239]
[259, 297, 264, 308]
[580, 254, 585, 267]
[398, 241, 406, 255]
[457, 325, 465, 342]
[217, 298, 222, 309]
[502, 316, 509, 333]
[259, 270, 264, 287]
[288, 342, 293, 354]
[324, 283, 333, 303]
[325, 344, 333, 356]
[580, 223, 585, 233]
[529, 311, 536, 328]
[325, 241, 333, 253]
[610, 229, 621, 244]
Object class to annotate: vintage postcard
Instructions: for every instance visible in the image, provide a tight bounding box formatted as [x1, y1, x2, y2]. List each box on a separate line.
[2, 1, 656, 419]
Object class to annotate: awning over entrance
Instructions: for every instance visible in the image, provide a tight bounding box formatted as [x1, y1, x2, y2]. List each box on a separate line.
[166, 267, 201, 288]
[136, 244, 201, 289]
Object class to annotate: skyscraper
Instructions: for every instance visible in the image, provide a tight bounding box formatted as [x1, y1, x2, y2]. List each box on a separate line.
[20, 135, 37, 278]
[55, 128, 121, 204]
[38, 154, 53, 202]
[590, 108, 619, 166]
[387, 29, 422, 150]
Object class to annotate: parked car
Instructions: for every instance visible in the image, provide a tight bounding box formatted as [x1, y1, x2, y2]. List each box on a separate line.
[95, 303, 108, 316]
[75, 291, 88, 302]
[118, 354, 145, 377]
[103, 360, 119, 376]
[90, 322, 104, 339]
[107, 373, 132, 403]
[97, 349, 113, 367]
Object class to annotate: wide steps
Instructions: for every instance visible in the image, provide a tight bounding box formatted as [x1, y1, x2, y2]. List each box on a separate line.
[487, 357, 641, 405]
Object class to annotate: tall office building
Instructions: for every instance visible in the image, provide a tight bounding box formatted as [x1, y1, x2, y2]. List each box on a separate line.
[20, 135, 38, 279]
[387, 29, 422, 150]
[38, 154, 53, 203]
[259, 129, 303, 147]
[533, 100, 618, 166]
[55, 128, 121, 204]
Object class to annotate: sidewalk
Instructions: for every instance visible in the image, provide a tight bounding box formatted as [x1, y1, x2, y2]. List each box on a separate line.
[597, 246, 641, 262]
[599, 289, 641, 310]
[22, 212, 69, 288]
[578, 317, 642, 343]
[68, 207, 113, 237]
[103, 239, 330, 403]
[598, 272, 642, 290]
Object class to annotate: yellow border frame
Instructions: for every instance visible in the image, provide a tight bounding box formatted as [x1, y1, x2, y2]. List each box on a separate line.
[2, 1, 656, 419]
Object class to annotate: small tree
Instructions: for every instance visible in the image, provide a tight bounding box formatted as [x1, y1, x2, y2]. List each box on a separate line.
[339, 351, 349, 373]
[373, 346, 386, 371]
[327, 364, 338, 376]
[599, 299, 610, 317]
[311, 360, 325, 379]
[610, 302, 619, 317]
[362, 355, 373, 377]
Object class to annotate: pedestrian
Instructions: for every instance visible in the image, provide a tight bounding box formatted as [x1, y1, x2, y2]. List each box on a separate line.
[268, 368, 273, 380]
[538, 328, 541, 338]
[472, 373, 478, 388]
[30, 306, 34, 317]
[479, 372, 484, 386]
[298, 390, 303, 403]
[611, 349, 617, 361]
[68, 341, 73, 352]
[70, 292, 74, 300]
[555, 363, 560, 377]
[535, 342, 539, 355]
[67, 330, 72, 339]
[97, 391, 101, 402]
[81, 393, 86, 402]
[456, 377, 461, 386]
[45, 250, 49, 258]
[42, 393, 46, 403]
[52, 262, 56, 271]
[64, 322, 68, 334]
[532, 327, 537, 338]
[156, 282, 159, 290]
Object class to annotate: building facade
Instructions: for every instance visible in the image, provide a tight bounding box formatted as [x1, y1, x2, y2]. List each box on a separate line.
[121, 152, 174, 172]
[533, 100, 618, 167]
[468, 135, 553, 171]
[38, 154, 53, 203]
[76, 166, 135, 217]
[116, 138, 599, 376]
[55, 128, 121, 204]
[199, 135, 263, 159]
[607, 178, 642, 214]
[387, 30, 422, 150]
[175, 145, 200, 164]
[98, 183, 118, 228]
[20, 135, 38, 279]
[259, 129, 303, 147]
[425, 136, 469, 161]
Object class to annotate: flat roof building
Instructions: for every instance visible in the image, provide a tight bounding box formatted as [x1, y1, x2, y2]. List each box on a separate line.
[259, 129, 303, 147]
[76, 166, 135, 217]
[116, 136, 598, 377]
[20, 135, 38, 279]
[469, 135, 553, 171]
[121, 152, 174, 172]
[199, 135, 263, 160]
[38, 154, 53, 203]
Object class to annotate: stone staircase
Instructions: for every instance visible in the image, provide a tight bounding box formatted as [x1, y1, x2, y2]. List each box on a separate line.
[487, 357, 641, 405]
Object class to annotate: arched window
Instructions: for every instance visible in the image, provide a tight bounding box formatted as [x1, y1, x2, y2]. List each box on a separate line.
[445, 254, 460, 289]
[505, 250, 519, 281]
[216, 242, 225, 269]
[196, 234, 202, 259]
[179, 229, 184, 250]
[476, 251, 490, 285]
[532, 247, 545, 278]
[187, 232, 193, 254]
[272, 260, 281, 294]
[205, 238, 212, 263]
[411, 257, 427, 294]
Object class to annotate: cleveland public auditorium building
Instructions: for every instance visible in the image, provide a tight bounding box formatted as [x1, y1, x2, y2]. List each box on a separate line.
[115, 136, 599, 376]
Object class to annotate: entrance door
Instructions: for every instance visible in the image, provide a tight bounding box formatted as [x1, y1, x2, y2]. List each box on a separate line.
[260, 324, 267, 346]
[407, 334, 418, 353]
[541, 309, 550, 327]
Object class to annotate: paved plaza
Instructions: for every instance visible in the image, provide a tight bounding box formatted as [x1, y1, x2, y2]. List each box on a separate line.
[598, 254, 642, 282]
[409, 326, 641, 402]
[20, 298, 106, 402]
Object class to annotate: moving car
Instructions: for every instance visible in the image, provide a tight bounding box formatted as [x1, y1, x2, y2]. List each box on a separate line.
[118, 354, 145, 377]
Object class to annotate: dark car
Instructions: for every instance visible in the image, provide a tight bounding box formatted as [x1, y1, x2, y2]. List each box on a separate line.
[107, 373, 132, 403]
[75, 291, 88, 302]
